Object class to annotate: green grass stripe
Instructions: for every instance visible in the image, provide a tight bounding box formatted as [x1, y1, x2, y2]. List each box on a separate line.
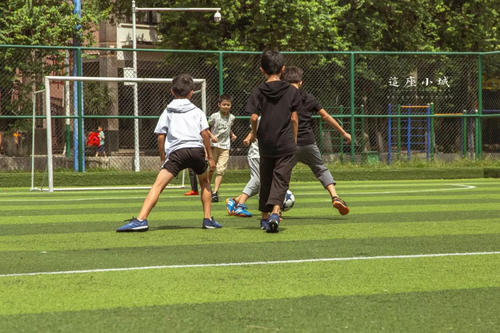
[1, 197, 498, 217]
[2, 208, 500, 234]
[1, 205, 498, 226]
[0, 254, 499, 315]
[2, 187, 499, 207]
[0, 219, 498, 252]
[2, 177, 497, 195]
[2, 288, 499, 332]
[1, 234, 499, 275]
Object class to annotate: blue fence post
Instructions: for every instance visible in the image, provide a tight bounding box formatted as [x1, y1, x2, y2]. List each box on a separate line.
[388, 104, 392, 164]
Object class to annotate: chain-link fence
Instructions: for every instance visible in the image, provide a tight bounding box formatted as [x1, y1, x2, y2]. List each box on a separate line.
[0, 45, 499, 173]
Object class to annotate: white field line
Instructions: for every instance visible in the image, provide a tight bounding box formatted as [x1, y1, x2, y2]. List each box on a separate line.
[342, 183, 476, 195]
[1, 251, 499, 278]
[0, 184, 477, 203]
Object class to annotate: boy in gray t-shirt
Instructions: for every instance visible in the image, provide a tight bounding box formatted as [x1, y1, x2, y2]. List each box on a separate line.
[208, 94, 237, 202]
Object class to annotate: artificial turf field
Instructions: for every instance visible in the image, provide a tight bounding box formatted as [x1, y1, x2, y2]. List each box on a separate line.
[0, 178, 499, 332]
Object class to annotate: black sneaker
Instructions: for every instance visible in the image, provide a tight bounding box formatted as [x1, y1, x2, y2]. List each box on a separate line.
[266, 213, 280, 233]
[211, 192, 219, 202]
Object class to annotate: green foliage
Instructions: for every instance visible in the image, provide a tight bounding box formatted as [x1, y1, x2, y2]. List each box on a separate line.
[0, 0, 109, 117]
[83, 82, 114, 115]
[108, 0, 500, 52]
[153, 0, 350, 51]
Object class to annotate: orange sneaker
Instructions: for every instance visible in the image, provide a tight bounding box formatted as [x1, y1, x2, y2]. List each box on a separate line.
[184, 190, 199, 196]
[332, 196, 349, 215]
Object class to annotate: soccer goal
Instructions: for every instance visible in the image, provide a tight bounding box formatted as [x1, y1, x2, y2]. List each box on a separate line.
[32, 75, 207, 192]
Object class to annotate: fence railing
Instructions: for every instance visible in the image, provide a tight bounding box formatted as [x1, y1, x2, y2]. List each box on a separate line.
[0, 45, 499, 172]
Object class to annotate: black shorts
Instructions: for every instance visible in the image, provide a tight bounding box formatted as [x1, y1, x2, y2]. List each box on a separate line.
[97, 145, 105, 152]
[162, 147, 207, 177]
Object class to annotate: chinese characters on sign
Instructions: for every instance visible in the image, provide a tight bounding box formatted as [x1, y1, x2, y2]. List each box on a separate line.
[388, 76, 450, 88]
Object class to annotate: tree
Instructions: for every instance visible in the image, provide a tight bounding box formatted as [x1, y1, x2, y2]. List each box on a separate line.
[150, 0, 350, 51]
[0, 0, 109, 127]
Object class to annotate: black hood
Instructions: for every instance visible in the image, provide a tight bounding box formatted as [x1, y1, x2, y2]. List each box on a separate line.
[258, 80, 290, 101]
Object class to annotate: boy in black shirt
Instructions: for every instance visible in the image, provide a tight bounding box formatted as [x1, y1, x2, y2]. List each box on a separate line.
[246, 50, 301, 233]
[282, 66, 351, 215]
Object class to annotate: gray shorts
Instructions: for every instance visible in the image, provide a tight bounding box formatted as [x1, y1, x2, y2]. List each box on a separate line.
[295, 144, 335, 187]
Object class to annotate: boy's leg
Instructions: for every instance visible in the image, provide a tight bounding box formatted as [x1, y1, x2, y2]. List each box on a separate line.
[229, 156, 260, 217]
[266, 153, 295, 211]
[213, 148, 229, 193]
[240, 157, 261, 202]
[117, 168, 175, 232]
[184, 168, 199, 195]
[137, 169, 175, 220]
[258, 156, 275, 213]
[197, 171, 212, 219]
[296, 144, 335, 190]
[208, 147, 220, 181]
[297, 144, 349, 215]
[189, 168, 198, 191]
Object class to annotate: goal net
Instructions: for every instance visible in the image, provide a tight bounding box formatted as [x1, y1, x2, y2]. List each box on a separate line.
[32, 76, 207, 192]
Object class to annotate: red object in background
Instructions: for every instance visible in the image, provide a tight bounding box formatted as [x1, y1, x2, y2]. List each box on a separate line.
[87, 132, 100, 147]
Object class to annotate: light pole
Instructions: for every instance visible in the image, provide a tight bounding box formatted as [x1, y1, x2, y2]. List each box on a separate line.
[131, 0, 221, 172]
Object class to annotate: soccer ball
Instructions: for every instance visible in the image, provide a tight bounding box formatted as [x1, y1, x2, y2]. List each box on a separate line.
[282, 190, 295, 211]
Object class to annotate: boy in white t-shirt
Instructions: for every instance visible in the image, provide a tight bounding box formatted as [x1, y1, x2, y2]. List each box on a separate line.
[116, 74, 221, 232]
[208, 94, 237, 202]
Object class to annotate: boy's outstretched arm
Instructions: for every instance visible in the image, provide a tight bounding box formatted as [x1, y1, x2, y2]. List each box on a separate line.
[249, 113, 259, 142]
[318, 109, 351, 143]
[291, 111, 298, 143]
[157, 134, 166, 162]
[201, 129, 216, 170]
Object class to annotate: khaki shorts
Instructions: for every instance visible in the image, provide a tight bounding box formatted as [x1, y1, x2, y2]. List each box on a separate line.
[211, 147, 230, 176]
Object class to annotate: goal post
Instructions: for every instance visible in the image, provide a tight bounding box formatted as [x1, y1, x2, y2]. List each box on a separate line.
[36, 75, 207, 192]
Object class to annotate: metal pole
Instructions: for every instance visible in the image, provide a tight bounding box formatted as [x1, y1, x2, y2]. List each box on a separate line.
[387, 104, 392, 164]
[477, 54, 483, 159]
[426, 104, 430, 160]
[72, 0, 81, 171]
[45, 78, 54, 192]
[462, 110, 467, 158]
[31, 92, 36, 191]
[349, 52, 355, 162]
[65, 50, 71, 158]
[132, 0, 140, 171]
[397, 104, 401, 160]
[201, 80, 207, 113]
[430, 103, 435, 161]
[218, 52, 224, 94]
[407, 107, 411, 160]
[76, 47, 85, 172]
[339, 106, 344, 162]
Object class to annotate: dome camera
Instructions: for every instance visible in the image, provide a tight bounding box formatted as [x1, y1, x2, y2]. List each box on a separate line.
[214, 10, 221, 23]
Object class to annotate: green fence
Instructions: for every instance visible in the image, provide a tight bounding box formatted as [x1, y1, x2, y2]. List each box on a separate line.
[0, 45, 499, 172]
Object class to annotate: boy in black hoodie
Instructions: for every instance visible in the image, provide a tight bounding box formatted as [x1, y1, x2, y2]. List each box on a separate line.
[246, 50, 301, 233]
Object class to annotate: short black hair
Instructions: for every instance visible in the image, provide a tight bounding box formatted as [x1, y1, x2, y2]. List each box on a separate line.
[282, 66, 303, 84]
[172, 73, 194, 97]
[261, 50, 284, 75]
[218, 93, 233, 104]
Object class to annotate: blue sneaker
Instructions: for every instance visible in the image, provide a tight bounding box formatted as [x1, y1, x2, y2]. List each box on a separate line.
[234, 203, 252, 217]
[202, 217, 222, 229]
[116, 218, 149, 232]
[266, 213, 280, 233]
[225, 198, 236, 215]
[260, 218, 269, 230]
